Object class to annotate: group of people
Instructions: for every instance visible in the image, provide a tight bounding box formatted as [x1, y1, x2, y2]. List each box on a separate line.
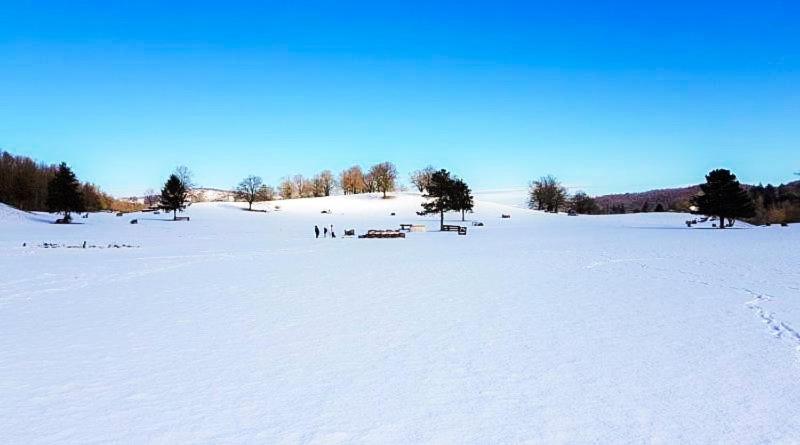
[314, 225, 336, 238]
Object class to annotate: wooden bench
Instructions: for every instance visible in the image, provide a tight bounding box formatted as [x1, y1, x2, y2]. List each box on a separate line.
[442, 225, 467, 235]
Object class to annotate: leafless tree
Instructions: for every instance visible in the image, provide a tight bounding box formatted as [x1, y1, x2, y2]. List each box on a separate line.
[318, 170, 335, 196]
[292, 174, 305, 198]
[368, 162, 398, 198]
[278, 177, 295, 199]
[235, 175, 264, 210]
[143, 188, 159, 207]
[528, 175, 567, 212]
[339, 165, 366, 195]
[409, 165, 436, 192]
[173, 165, 195, 190]
[257, 184, 275, 201]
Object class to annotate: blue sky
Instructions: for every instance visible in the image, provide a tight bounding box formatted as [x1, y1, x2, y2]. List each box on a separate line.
[1, 1, 798, 196]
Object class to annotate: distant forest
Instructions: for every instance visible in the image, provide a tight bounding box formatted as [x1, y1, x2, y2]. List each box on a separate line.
[0, 150, 140, 212]
[593, 181, 800, 224]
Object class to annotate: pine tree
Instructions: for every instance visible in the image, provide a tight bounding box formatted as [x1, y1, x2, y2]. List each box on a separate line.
[160, 174, 188, 220]
[654, 203, 665, 212]
[419, 169, 454, 230]
[451, 178, 474, 221]
[692, 169, 755, 229]
[46, 162, 85, 221]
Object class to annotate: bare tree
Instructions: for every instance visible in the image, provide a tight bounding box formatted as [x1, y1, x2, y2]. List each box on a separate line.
[174, 165, 195, 190]
[292, 174, 305, 198]
[257, 184, 275, 201]
[318, 170, 335, 196]
[368, 162, 398, 198]
[143, 188, 159, 207]
[528, 175, 567, 212]
[235, 175, 264, 210]
[312, 174, 326, 197]
[339, 166, 365, 195]
[278, 177, 295, 199]
[409, 165, 436, 193]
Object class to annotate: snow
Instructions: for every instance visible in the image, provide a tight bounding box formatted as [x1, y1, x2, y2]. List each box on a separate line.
[1, 193, 799, 443]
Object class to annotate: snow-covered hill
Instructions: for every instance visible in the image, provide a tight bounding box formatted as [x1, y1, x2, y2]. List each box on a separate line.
[1, 193, 798, 443]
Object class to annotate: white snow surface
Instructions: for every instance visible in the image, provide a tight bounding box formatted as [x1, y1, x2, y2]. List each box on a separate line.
[1, 193, 799, 443]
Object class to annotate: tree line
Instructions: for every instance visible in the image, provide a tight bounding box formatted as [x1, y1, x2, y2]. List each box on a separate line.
[0, 150, 141, 214]
[526, 169, 799, 226]
[232, 162, 401, 209]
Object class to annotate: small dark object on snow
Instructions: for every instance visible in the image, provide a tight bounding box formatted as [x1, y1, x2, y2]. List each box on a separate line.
[472, 221, 484, 226]
[359, 230, 406, 239]
[781, 222, 789, 227]
[390, 212, 396, 216]
[116, 212, 123, 217]
[130, 219, 138, 224]
[321, 210, 329, 214]
[568, 209, 577, 216]
[344, 229, 356, 237]
[82, 241, 86, 248]
[399, 224, 413, 231]
[175, 216, 190, 221]
[82, 213, 89, 219]
[501, 214, 511, 219]
[55, 215, 72, 224]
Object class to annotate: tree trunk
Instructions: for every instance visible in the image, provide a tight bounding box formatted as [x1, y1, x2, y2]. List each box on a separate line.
[440, 210, 444, 230]
[462, 210, 465, 221]
[718, 214, 725, 229]
[173, 209, 177, 220]
[383, 190, 386, 199]
[248, 201, 253, 211]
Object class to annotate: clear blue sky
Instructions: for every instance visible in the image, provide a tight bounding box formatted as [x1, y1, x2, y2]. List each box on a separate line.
[1, 1, 798, 196]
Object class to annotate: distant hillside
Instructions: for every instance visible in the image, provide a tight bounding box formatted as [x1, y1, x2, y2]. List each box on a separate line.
[594, 180, 800, 216]
[189, 188, 235, 203]
[594, 185, 700, 213]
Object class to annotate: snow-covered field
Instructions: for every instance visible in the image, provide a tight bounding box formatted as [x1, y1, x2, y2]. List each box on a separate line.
[1, 194, 799, 443]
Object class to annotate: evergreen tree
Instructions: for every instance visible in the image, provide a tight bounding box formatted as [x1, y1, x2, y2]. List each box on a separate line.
[654, 203, 665, 212]
[46, 162, 84, 221]
[419, 169, 454, 230]
[692, 169, 755, 229]
[451, 178, 474, 221]
[160, 174, 189, 220]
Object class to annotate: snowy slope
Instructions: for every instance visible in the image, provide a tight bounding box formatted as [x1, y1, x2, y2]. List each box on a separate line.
[0, 202, 34, 223]
[1, 194, 799, 443]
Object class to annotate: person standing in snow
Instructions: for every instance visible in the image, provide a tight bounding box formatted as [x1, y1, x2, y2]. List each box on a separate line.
[323, 226, 328, 238]
[314, 225, 320, 238]
[330, 225, 336, 238]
